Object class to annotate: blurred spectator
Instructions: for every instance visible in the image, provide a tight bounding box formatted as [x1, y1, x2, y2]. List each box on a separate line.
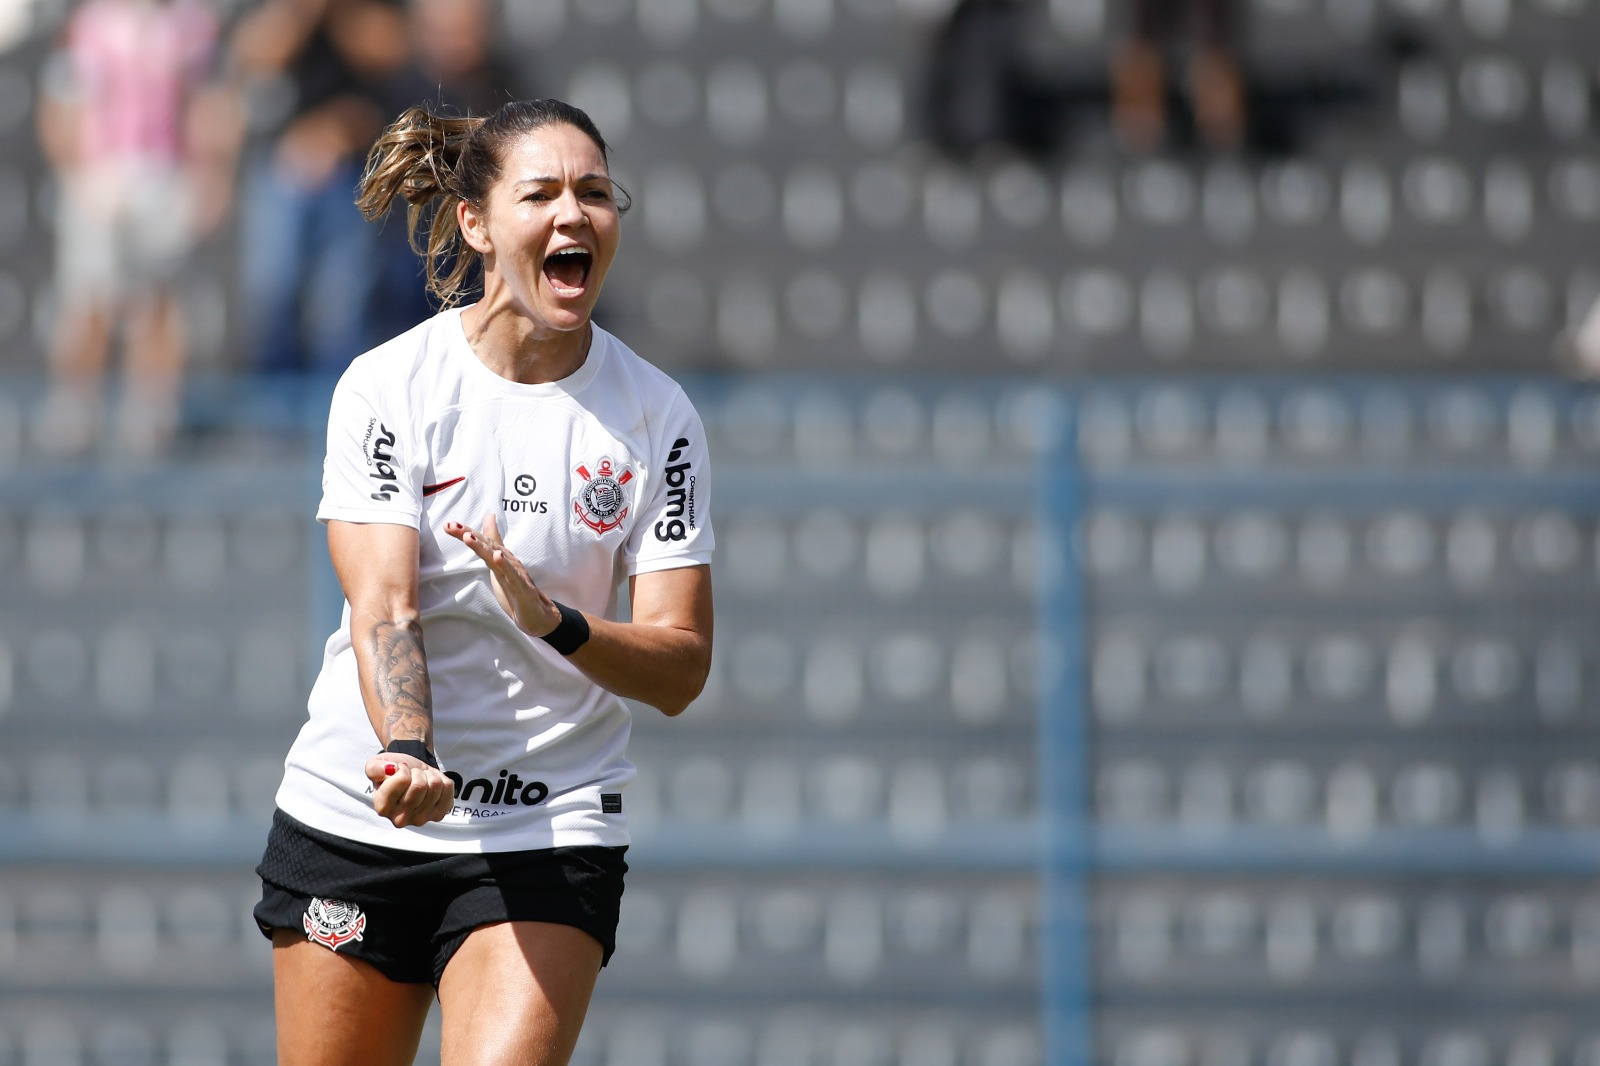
[368, 0, 518, 340]
[229, 0, 408, 374]
[924, 0, 1061, 160]
[35, 0, 230, 458]
[1111, 0, 1246, 152]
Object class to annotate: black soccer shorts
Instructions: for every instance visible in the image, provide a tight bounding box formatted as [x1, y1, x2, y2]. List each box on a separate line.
[253, 809, 628, 985]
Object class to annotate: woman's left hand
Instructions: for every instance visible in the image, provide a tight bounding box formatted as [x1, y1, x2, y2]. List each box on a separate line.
[446, 513, 562, 639]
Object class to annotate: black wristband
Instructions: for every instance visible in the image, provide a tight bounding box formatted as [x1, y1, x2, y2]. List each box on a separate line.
[540, 601, 591, 656]
[384, 738, 438, 768]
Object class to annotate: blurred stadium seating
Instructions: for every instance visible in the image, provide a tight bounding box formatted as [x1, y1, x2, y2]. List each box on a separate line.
[2, 0, 1600, 1063]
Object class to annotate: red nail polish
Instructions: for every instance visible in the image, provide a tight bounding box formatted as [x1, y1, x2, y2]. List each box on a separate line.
[385, 763, 397, 776]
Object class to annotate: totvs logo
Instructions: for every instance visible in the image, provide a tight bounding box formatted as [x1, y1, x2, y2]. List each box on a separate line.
[654, 437, 696, 542]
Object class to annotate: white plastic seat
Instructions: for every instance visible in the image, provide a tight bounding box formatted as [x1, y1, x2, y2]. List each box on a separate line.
[163, 630, 229, 702]
[1391, 761, 1464, 827]
[1099, 760, 1170, 824]
[89, 1018, 159, 1066]
[1244, 759, 1316, 826]
[1202, 161, 1257, 244]
[641, 163, 707, 251]
[996, 269, 1055, 362]
[989, 161, 1051, 229]
[1338, 268, 1408, 336]
[1060, 168, 1118, 246]
[1114, 891, 1173, 976]
[567, 64, 632, 141]
[1267, 1032, 1337, 1066]
[1216, 510, 1289, 578]
[705, 61, 768, 146]
[1459, 54, 1529, 125]
[923, 166, 982, 248]
[1367, 510, 1435, 577]
[1533, 637, 1583, 722]
[637, 0, 698, 46]
[1061, 269, 1134, 337]
[96, 886, 158, 974]
[803, 637, 865, 724]
[823, 891, 884, 982]
[1399, 61, 1451, 141]
[1340, 160, 1393, 245]
[792, 390, 855, 464]
[811, 754, 885, 822]
[684, 1021, 753, 1066]
[28, 628, 89, 702]
[1241, 630, 1292, 713]
[1461, 0, 1510, 36]
[850, 161, 914, 228]
[1155, 634, 1228, 703]
[775, 59, 836, 126]
[645, 275, 710, 340]
[1276, 270, 1331, 358]
[843, 63, 904, 147]
[856, 272, 918, 362]
[1420, 269, 1473, 355]
[967, 889, 1029, 979]
[668, 754, 736, 823]
[1093, 631, 1148, 722]
[1267, 896, 1318, 973]
[1198, 267, 1270, 337]
[952, 755, 1025, 821]
[1136, 387, 1207, 455]
[1402, 156, 1472, 225]
[716, 275, 778, 364]
[774, 0, 834, 39]
[713, 162, 777, 231]
[783, 166, 844, 248]
[1149, 514, 1208, 592]
[26, 511, 86, 593]
[1450, 635, 1519, 703]
[1543, 58, 1590, 139]
[1489, 266, 1554, 333]
[898, 1023, 959, 1066]
[1139, 272, 1194, 358]
[729, 633, 796, 703]
[784, 270, 848, 340]
[1426, 388, 1496, 453]
[1330, 893, 1402, 960]
[1125, 160, 1196, 227]
[741, 758, 803, 829]
[1183, 890, 1255, 957]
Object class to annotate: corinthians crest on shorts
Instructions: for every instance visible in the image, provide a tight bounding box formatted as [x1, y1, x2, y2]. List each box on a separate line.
[573, 456, 633, 535]
[303, 897, 367, 952]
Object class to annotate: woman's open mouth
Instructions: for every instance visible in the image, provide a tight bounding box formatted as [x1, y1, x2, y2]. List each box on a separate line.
[543, 247, 593, 297]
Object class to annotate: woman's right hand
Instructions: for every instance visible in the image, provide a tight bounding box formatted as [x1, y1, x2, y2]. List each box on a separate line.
[364, 754, 455, 828]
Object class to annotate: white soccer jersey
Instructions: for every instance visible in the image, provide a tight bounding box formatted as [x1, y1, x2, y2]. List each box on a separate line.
[274, 308, 714, 853]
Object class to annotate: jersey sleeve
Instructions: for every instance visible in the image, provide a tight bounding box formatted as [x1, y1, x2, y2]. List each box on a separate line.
[316, 362, 422, 528]
[626, 391, 714, 575]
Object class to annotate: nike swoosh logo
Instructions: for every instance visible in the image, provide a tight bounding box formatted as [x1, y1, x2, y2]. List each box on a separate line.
[422, 476, 466, 497]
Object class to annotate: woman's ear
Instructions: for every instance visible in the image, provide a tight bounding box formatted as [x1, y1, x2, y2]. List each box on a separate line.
[458, 198, 493, 255]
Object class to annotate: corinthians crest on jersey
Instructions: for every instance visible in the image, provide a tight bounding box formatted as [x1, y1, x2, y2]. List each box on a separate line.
[303, 897, 367, 952]
[573, 455, 634, 535]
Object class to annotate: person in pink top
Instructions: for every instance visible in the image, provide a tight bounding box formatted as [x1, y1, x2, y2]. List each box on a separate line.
[36, 0, 234, 457]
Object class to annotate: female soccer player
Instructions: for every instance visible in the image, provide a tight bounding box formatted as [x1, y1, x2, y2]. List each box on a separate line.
[252, 99, 715, 1066]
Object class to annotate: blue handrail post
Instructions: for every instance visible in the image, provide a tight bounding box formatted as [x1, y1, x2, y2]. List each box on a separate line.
[1040, 391, 1092, 1066]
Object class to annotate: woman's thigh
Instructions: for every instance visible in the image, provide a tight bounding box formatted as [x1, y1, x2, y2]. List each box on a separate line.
[436, 921, 605, 1066]
[272, 928, 436, 1066]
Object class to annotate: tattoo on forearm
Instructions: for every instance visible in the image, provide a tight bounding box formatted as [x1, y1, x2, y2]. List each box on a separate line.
[372, 621, 432, 743]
